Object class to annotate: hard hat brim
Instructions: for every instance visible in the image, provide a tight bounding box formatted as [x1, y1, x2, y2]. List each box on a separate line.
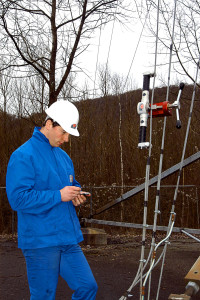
[64, 127, 80, 137]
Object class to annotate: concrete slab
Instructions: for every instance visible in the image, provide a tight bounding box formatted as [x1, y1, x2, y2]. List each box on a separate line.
[168, 294, 191, 300]
[81, 227, 107, 245]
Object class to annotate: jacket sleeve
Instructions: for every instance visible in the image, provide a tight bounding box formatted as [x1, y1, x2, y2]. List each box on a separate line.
[68, 156, 81, 188]
[73, 177, 81, 187]
[6, 151, 61, 214]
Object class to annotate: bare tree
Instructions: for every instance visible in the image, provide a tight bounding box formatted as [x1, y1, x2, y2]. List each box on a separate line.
[98, 63, 112, 97]
[147, 0, 200, 85]
[0, 0, 130, 106]
[0, 68, 12, 165]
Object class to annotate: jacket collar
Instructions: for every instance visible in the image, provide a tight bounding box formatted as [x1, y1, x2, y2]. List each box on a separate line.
[32, 127, 52, 147]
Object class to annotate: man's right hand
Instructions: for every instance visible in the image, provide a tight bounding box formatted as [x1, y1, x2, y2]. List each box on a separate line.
[60, 186, 81, 202]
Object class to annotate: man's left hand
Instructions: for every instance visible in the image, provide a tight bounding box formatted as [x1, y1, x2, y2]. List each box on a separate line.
[72, 193, 87, 206]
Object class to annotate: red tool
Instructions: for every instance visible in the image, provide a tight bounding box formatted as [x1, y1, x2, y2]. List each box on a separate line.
[150, 101, 172, 118]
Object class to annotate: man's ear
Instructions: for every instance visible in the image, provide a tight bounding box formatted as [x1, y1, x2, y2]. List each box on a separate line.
[46, 119, 53, 130]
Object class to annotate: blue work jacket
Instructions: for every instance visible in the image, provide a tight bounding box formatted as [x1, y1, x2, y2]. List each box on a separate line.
[6, 127, 83, 249]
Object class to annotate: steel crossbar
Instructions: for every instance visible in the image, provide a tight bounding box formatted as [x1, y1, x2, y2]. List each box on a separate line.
[94, 151, 200, 216]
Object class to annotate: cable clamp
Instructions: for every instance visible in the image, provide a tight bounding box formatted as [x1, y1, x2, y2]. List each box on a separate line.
[170, 212, 176, 222]
[165, 240, 171, 245]
[170, 212, 176, 218]
[141, 286, 145, 296]
[154, 210, 161, 214]
[143, 224, 149, 228]
[186, 281, 200, 295]
[138, 142, 150, 149]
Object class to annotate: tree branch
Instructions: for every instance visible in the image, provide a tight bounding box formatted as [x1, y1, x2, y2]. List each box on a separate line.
[1, 16, 50, 84]
[55, 0, 88, 99]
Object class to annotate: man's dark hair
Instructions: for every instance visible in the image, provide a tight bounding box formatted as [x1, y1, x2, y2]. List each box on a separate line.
[42, 117, 60, 127]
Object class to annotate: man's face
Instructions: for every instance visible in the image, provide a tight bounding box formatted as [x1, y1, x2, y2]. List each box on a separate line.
[48, 125, 70, 147]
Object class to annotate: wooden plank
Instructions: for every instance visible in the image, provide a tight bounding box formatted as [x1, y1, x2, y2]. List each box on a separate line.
[185, 256, 200, 285]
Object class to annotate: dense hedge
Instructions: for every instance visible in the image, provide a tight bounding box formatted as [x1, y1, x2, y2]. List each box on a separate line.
[1, 85, 200, 233]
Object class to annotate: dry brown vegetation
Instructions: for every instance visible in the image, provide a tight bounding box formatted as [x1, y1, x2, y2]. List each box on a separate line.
[0, 84, 200, 234]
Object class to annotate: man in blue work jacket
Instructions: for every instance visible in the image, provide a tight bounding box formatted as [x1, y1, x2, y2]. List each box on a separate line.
[6, 100, 98, 300]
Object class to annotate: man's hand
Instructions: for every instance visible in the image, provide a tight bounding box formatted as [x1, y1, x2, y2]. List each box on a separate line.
[60, 187, 90, 206]
[72, 193, 87, 207]
[60, 186, 81, 202]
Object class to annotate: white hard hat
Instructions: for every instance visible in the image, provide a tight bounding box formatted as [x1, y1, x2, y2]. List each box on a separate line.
[45, 100, 79, 136]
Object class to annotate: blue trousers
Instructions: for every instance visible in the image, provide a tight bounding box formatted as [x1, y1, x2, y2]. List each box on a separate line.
[22, 244, 98, 300]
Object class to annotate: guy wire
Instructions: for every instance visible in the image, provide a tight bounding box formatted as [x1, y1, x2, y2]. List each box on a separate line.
[142, 0, 179, 298]
[138, 0, 160, 298]
[145, 0, 178, 299]
[156, 55, 200, 300]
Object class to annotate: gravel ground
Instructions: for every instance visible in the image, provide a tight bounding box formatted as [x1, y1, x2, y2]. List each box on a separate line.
[0, 233, 200, 300]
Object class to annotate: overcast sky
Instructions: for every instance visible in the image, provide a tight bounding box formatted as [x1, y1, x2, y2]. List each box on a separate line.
[77, 18, 154, 96]
[76, 5, 196, 98]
